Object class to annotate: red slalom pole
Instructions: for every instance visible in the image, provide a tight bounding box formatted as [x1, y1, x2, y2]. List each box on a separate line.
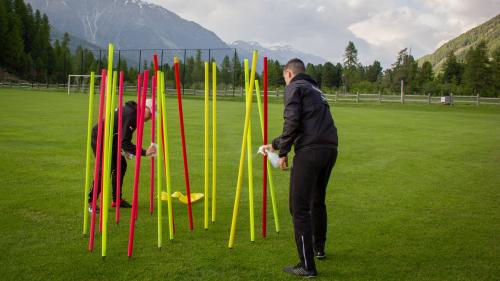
[128, 71, 149, 257]
[262, 57, 268, 238]
[174, 61, 194, 231]
[116, 71, 124, 224]
[149, 74, 156, 215]
[133, 74, 142, 221]
[89, 69, 107, 251]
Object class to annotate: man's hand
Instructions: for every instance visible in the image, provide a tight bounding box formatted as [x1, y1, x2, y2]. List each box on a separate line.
[278, 156, 288, 170]
[146, 146, 157, 157]
[258, 144, 275, 156]
[264, 144, 275, 153]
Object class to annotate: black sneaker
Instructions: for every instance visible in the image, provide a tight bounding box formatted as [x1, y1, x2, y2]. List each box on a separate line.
[315, 249, 326, 260]
[120, 199, 132, 208]
[283, 263, 317, 278]
[88, 204, 100, 214]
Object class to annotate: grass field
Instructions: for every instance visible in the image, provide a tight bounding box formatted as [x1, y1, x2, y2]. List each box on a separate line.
[0, 88, 499, 281]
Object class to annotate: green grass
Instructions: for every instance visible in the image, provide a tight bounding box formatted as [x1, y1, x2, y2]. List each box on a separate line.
[0, 88, 499, 281]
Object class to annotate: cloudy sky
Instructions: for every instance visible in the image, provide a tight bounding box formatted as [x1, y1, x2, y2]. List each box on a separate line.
[147, 0, 499, 66]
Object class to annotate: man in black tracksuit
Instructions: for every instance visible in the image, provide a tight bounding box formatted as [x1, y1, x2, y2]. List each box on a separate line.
[267, 58, 338, 277]
[88, 100, 155, 212]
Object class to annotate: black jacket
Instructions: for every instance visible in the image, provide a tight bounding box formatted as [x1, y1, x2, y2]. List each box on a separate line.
[272, 73, 338, 157]
[92, 101, 146, 156]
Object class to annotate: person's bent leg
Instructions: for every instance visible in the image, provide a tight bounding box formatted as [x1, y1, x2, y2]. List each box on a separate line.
[88, 139, 102, 203]
[119, 156, 127, 200]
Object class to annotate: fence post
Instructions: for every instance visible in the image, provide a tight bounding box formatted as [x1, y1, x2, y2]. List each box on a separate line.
[356, 92, 359, 103]
[335, 91, 338, 103]
[378, 91, 381, 103]
[400, 80, 405, 104]
[240, 86, 243, 96]
[67, 75, 71, 95]
[428, 93, 431, 104]
[194, 85, 196, 96]
[476, 94, 480, 106]
[276, 88, 279, 97]
[450, 93, 454, 106]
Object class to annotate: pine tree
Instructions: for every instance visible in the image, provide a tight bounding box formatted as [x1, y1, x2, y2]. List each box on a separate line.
[417, 61, 434, 93]
[3, 0, 25, 74]
[0, 0, 10, 67]
[342, 41, 361, 91]
[442, 52, 463, 84]
[463, 41, 492, 96]
[491, 47, 500, 97]
[231, 51, 242, 87]
[366, 60, 382, 83]
[322, 62, 335, 88]
[220, 55, 232, 85]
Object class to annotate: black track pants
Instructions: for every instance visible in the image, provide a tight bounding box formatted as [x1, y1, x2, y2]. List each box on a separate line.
[88, 135, 127, 203]
[289, 148, 337, 271]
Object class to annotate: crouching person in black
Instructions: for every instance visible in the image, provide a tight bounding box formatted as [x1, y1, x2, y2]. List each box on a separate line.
[88, 99, 156, 213]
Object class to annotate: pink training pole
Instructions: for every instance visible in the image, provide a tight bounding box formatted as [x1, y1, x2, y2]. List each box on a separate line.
[128, 71, 149, 257]
[89, 69, 107, 251]
[116, 71, 124, 224]
[149, 74, 156, 215]
[133, 74, 142, 221]
[262, 57, 268, 238]
[174, 61, 194, 231]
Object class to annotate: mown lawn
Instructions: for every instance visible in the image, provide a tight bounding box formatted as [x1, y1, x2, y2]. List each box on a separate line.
[0, 88, 499, 280]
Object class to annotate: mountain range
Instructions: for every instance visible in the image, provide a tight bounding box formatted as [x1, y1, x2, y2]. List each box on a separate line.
[25, 0, 326, 65]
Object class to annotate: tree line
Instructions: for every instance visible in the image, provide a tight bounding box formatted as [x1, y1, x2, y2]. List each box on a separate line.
[1, 0, 498, 96]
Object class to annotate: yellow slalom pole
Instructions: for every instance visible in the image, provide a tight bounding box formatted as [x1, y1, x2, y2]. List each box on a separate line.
[244, 59, 255, 242]
[156, 72, 163, 248]
[204, 62, 209, 230]
[83, 71, 95, 235]
[254, 80, 280, 233]
[228, 51, 258, 248]
[102, 43, 114, 257]
[211, 62, 217, 223]
[160, 72, 174, 240]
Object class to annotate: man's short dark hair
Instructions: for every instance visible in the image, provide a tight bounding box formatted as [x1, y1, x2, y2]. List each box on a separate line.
[284, 58, 305, 74]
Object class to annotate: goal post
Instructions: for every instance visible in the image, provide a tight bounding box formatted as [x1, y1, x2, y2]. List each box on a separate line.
[67, 74, 102, 95]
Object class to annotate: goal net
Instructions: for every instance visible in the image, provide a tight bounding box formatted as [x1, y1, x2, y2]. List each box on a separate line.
[67, 74, 102, 95]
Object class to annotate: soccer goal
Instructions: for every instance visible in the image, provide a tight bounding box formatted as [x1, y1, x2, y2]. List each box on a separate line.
[67, 74, 102, 95]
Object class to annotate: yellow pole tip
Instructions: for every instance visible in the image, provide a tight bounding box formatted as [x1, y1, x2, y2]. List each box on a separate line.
[174, 57, 180, 64]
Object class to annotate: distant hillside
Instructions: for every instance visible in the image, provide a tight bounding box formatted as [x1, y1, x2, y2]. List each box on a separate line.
[231, 40, 326, 65]
[51, 27, 102, 52]
[418, 14, 499, 72]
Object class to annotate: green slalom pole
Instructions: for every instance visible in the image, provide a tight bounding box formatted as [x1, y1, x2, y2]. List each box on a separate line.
[83, 72, 96, 235]
[244, 59, 255, 242]
[156, 73, 163, 248]
[101, 44, 114, 257]
[160, 72, 174, 240]
[254, 80, 280, 233]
